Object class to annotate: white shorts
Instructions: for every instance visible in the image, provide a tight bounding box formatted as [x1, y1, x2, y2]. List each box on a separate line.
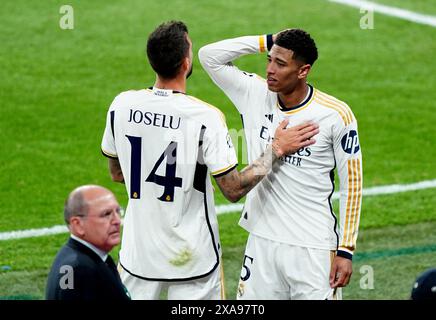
[119, 263, 226, 300]
[237, 234, 341, 300]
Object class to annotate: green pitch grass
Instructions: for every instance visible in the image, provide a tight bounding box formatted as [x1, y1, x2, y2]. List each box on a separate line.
[0, 0, 435, 299]
[371, 0, 436, 15]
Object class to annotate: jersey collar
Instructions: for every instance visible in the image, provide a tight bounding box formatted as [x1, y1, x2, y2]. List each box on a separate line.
[277, 84, 314, 113]
[148, 86, 186, 96]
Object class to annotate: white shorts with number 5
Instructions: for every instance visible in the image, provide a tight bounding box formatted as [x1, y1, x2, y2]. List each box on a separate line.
[237, 234, 342, 300]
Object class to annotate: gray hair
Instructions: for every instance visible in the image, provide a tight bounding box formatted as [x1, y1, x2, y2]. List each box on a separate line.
[64, 189, 88, 224]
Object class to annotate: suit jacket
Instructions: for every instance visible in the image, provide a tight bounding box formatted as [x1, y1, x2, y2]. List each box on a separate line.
[46, 237, 130, 300]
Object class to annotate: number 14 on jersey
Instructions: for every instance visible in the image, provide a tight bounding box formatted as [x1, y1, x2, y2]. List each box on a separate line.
[126, 135, 182, 202]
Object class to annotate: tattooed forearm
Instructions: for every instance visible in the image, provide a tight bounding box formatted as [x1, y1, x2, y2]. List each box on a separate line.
[240, 144, 277, 188]
[215, 144, 278, 202]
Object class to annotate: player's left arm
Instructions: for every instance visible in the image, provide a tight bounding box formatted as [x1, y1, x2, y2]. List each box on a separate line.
[330, 108, 363, 288]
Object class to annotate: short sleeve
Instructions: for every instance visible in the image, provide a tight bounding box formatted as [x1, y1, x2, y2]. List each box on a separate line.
[101, 105, 118, 159]
[202, 123, 238, 177]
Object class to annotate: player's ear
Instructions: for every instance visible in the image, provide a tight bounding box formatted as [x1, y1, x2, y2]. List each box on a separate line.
[298, 64, 311, 79]
[181, 57, 190, 75]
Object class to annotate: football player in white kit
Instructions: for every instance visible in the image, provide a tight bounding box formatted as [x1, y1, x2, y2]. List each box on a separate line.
[101, 22, 319, 300]
[199, 29, 363, 300]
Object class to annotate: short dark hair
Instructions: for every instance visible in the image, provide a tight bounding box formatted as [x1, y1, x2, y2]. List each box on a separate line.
[146, 21, 189, 79]
[275, 29, 318, 66]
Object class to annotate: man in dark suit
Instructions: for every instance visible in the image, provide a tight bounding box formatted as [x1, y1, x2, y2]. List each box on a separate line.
[46, 185, 130, 300]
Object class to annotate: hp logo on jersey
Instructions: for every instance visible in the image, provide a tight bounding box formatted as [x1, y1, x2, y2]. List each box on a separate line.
[341, 130, 360, 154]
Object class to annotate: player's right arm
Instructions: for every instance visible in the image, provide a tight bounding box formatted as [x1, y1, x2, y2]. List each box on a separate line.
[101, 94, 125, 184]
[198, 35, 273, 112]
[214, 120, 318, 203]
[108, 158, 124, 183]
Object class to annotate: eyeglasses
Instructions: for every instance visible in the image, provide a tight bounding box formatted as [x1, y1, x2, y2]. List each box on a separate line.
[76, 207, 124, 220]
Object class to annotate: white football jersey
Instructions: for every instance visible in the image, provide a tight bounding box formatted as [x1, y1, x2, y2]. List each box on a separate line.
[101, 87, 237, 280]
[199, 36, 363, 258]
